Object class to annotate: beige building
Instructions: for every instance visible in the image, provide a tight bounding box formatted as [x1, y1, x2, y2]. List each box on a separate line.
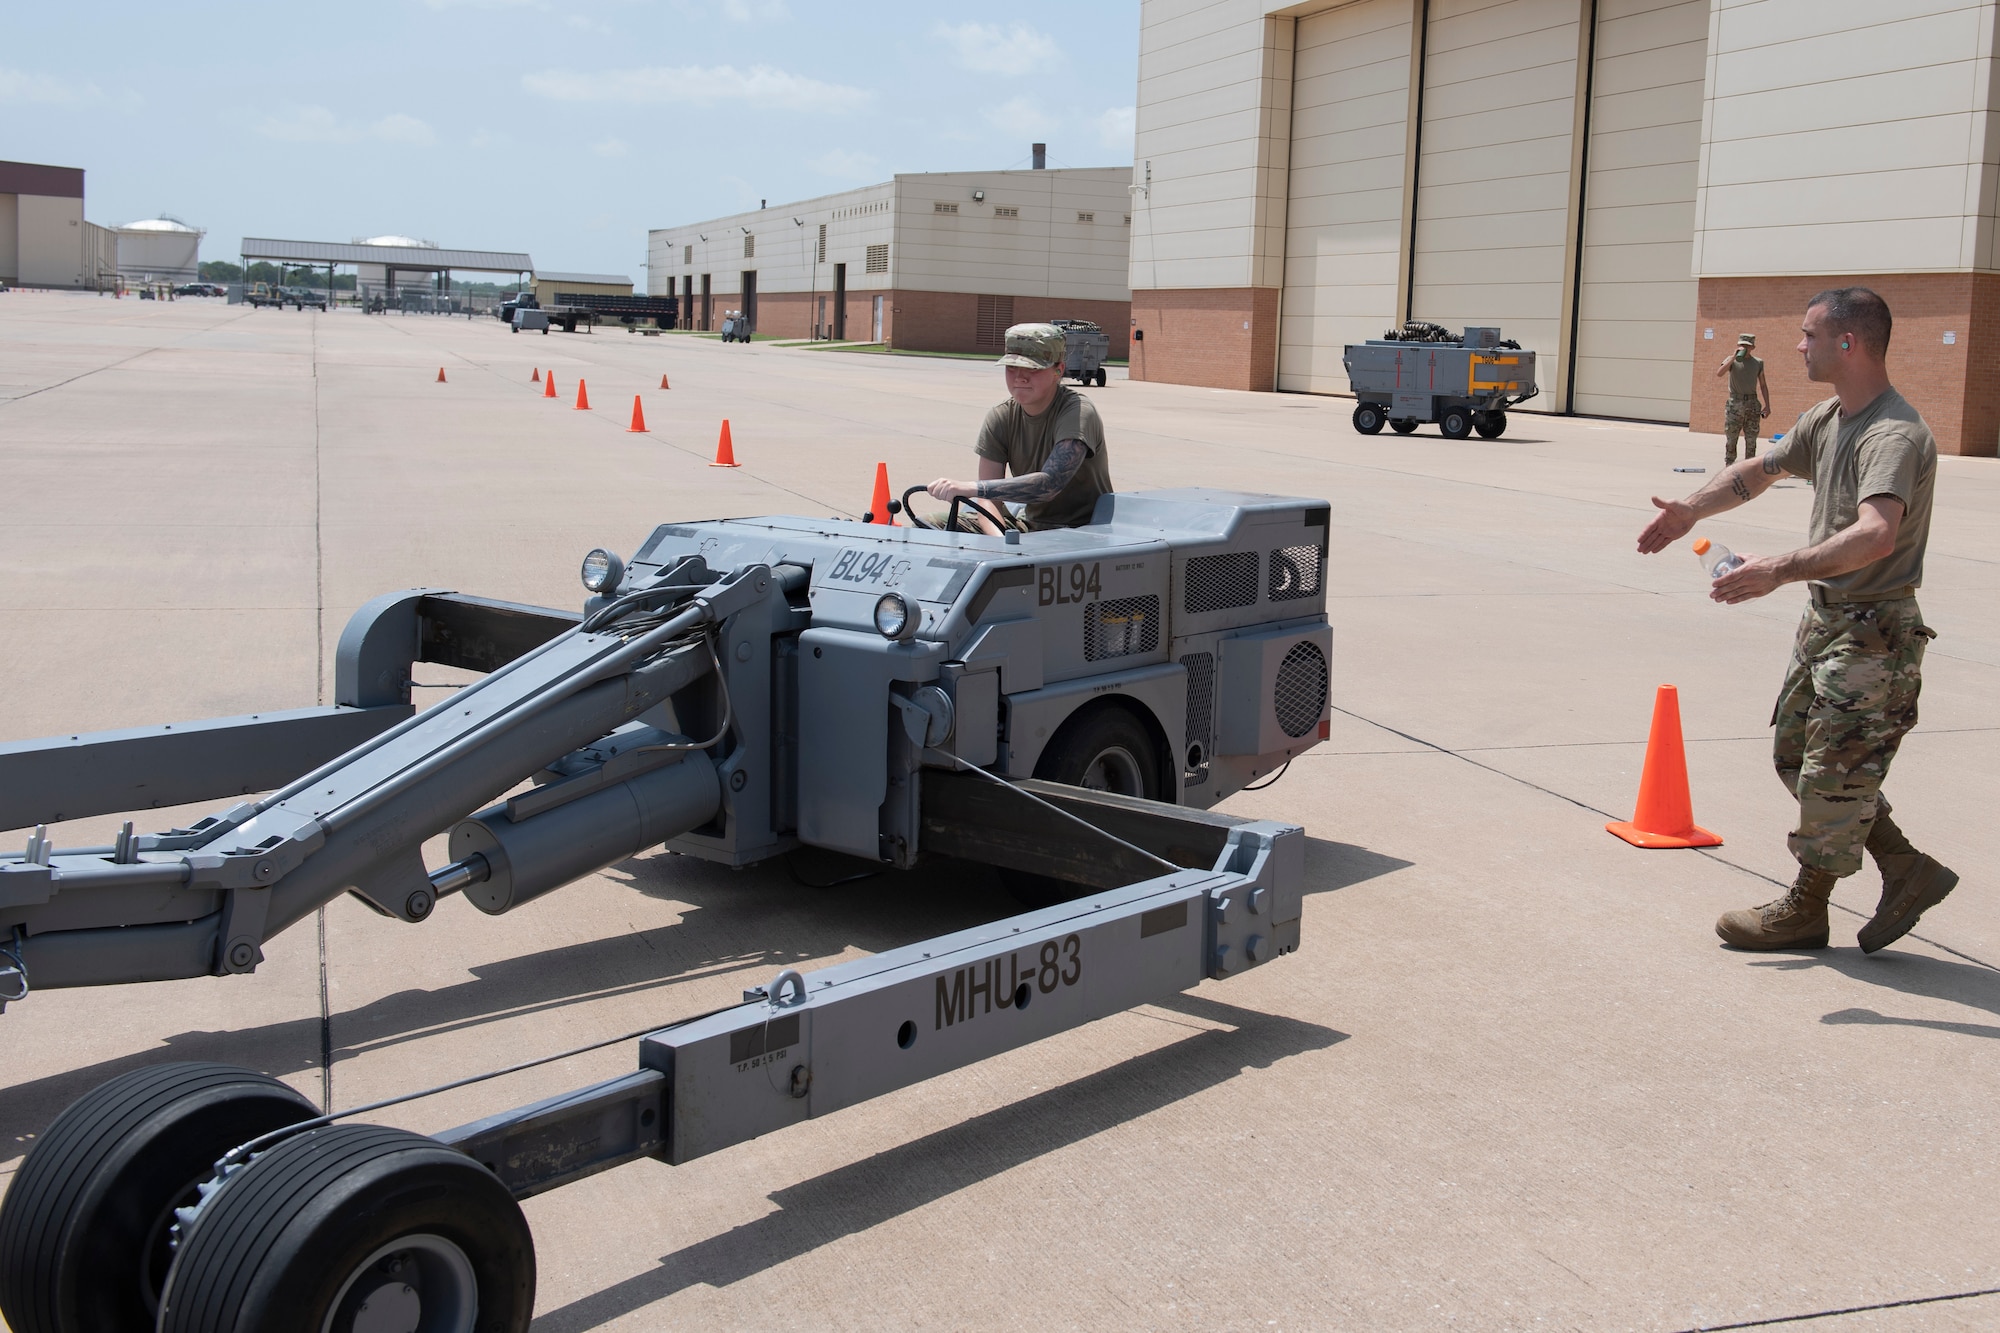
[532, 271, 633, 304]
[648, 164, 1135, 357]
[1131, 0, 2000, 455]
[0, 160, 111, 289]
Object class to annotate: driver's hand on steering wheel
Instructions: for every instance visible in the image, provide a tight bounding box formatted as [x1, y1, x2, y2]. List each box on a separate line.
[926, 478, 975, 501]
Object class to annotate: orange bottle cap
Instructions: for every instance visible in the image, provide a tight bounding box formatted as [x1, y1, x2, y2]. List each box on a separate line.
[1692, 538, 1711, 555]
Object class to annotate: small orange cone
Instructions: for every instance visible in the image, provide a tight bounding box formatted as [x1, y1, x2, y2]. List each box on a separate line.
[531, 367, 541, 382]
[628, 395, 648, 433]
[1606, 685, 1723, 848]
[710, 419, 740, 467]
[544, 372, 557, 399]
[436, 367, 447, 383]
[574, 379, 590, 410]
[866, 462, 898, 525]
[660, 373, 671, 390]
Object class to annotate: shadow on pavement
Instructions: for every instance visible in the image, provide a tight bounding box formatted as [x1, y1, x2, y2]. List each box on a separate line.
[1750, 946, 2000, 1026]
[530, 993, 1347, 1333]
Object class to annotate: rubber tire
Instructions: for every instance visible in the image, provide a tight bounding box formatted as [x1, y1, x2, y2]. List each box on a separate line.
[1439, 408, 1473, 440]
[1389, 419, 1418, 435]
[1001, 705, 1163, 909]
[0, 1062, 316, 1333]
[1095, 367, 1107, 386]
[159, 1124, 534, 1333]
[1352, 403, 1386, 435]
[1474, 411, 1507, 439]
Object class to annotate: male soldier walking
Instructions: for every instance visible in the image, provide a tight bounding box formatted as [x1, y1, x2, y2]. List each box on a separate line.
[1637, 288, 1956, 952]
[1713, 333, 1771, 465]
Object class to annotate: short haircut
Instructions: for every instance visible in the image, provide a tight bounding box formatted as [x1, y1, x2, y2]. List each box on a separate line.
[1808, 286, 1892, 357]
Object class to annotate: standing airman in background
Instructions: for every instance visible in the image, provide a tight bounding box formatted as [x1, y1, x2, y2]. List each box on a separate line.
[1715, 333, 1771, 465]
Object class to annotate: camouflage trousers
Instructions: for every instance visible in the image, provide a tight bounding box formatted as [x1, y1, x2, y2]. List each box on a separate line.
[1772, 597, 1934, 877]
[1724, 395, 1762, 463]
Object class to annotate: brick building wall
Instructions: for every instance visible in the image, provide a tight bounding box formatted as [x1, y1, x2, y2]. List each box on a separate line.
[1128, 288, 1280, 392]
[741, 287, 1130, 358]
[1690, 274, 2000, 458]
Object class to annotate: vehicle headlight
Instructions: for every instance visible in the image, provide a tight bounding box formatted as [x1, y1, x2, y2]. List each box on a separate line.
[580, 548, 625, 593]
[873, 592, 916, 641]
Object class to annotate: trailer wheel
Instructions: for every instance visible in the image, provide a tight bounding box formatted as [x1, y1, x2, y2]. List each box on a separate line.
[1002, 705, 1165, 908]
[0, 1062, 316, 1333]
[1389, 419, 1417, 435]
[1352, 404, 1386, 435]
[1439, 408, 1473, 440]
[158, 1125, 533, 1333]
[1474, 412, 1507, 439]
[1095, 367, 1107, 387]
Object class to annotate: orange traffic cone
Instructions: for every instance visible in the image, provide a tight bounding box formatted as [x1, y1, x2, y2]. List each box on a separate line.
[660, 373, 671, 390]
[1606, 685, 1723, 848]
[436, 367, 447, 383]
[574, 379, 590, 410]
[543, 372, 557, 399]
[710, 420, 740, 467]
[628, 395, 647, 433]
[866, 462, 898, 525]
[531, 367, 540, 382]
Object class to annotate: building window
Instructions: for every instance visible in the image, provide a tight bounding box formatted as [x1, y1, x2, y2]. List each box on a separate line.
[1077, 212, 1094, 223]
[865, 244, 888, 274]
[933, 202, 958, 214]
[743, 234, 755, 259]
[994, 206, 1019, 219]
[976, 295, 1015, 348]
[683, 245, 692, 264]
[817, 223, 826, 263]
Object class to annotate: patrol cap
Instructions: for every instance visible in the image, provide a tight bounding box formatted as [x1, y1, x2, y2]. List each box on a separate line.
[998, 322, 1065, 370]
[1737, 333, 1756, 347]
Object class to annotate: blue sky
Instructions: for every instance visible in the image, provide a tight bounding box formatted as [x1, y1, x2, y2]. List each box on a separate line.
[4, 0, 1140, 287]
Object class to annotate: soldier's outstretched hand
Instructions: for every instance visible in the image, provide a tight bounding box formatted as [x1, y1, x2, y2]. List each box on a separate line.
[1711, 555, 1779, 604]
[1637, 496, 1694, 554]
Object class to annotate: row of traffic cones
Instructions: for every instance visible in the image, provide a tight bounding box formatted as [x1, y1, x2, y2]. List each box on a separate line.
[431, 363, 743, 467]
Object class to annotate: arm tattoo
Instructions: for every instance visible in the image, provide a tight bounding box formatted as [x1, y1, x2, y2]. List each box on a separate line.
[976, 437, 1089, 504]
[1762, 454, 1783, 475]
[1730, 473, 1753, 502]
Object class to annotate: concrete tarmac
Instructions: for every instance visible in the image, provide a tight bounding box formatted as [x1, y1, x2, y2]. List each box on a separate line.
[2, 292, 1997, 1331]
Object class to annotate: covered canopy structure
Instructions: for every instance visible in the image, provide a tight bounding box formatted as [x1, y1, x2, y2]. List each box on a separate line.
[239, 237, 534, 300]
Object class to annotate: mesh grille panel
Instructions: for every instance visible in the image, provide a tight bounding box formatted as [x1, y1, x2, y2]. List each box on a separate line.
[1181, 651, 1213, 776]
[1183, 552, 1259, 614]
[1269, 544, 1324, 602]
[1274, 641, 1329, 738]
[1084, 596, 1160, 662]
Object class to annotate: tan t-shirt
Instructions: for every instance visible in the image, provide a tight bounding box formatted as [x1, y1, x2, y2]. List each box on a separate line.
[974, 386, 1113, 530]
[1727, 353, 1763, 398]
[1767, 386, 1935, 599]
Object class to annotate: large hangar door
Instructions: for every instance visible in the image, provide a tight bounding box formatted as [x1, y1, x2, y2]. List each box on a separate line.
[1279, 0, 1416, 394]
[1407, 0, 1583, 411]
[1570, 0, 1705, 422]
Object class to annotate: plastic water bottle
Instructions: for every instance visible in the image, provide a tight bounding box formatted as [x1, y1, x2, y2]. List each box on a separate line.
[1692, 537, 1744, 580]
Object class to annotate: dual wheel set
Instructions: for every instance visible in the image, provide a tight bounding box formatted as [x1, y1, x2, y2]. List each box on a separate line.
[1351, 403, 1508, 440]
[0, 1064, 533, 1333]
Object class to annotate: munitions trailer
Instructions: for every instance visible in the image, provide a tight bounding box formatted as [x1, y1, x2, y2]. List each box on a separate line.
[1051, 318, 1111, 387]
[0, 486, 1332, 1332]
[1342, 322, 1539, 440]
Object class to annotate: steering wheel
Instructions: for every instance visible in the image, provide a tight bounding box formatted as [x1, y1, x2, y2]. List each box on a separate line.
[892, 485, 1009, 534]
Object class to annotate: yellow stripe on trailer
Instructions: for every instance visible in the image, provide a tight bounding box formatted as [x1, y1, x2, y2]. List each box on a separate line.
[1468, 354, 1521, 393]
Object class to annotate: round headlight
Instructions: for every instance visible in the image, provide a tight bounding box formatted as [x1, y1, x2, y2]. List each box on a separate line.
[580, 548, 624, 593]
[873, 592, 915, 641]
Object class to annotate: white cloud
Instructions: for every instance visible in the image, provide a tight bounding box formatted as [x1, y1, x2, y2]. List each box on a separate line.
[812, 148, 879, 180]
[256, 105, 438, 145]
[983, 95, 1057, 137]
[523, 64, 870, 113]
[592, 136, 629, 158]
[0, 67, 105, 104]
[1096, 105, 1136, 151]
[934, 22, 1059, 76]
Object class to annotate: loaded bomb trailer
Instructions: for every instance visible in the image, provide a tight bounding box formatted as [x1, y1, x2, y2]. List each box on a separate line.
[0, 486, 1330, 1332]
[1343, 322, 1539, 440]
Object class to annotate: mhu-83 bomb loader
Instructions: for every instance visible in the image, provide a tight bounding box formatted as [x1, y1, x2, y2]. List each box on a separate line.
[1343, 321, 1538, 440]
[0, 485, 1331, 1333]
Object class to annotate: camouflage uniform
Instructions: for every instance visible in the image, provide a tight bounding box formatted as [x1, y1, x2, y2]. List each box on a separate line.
[1723, 348, 1764, 465]
[1771, 597, 1934, 876]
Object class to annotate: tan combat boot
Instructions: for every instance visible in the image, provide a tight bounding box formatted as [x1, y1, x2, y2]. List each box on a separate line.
[1715, 867, 1836, 950]
[1857, 813, 1959, 954]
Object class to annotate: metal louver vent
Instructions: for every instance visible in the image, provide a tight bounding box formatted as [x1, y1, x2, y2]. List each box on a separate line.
[1274, 641, 1328, 738]
[1184, 552, 1259, 614]
[933, 202, 959, 214]
[866, 244, 888, 274]
[994, 206, 1019, 219]
[1269, 544, 1324, 601]
[1181, 651, 1213, 780]
[1084, 596, 1159, 662]
[976, 295, 1015, 348]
